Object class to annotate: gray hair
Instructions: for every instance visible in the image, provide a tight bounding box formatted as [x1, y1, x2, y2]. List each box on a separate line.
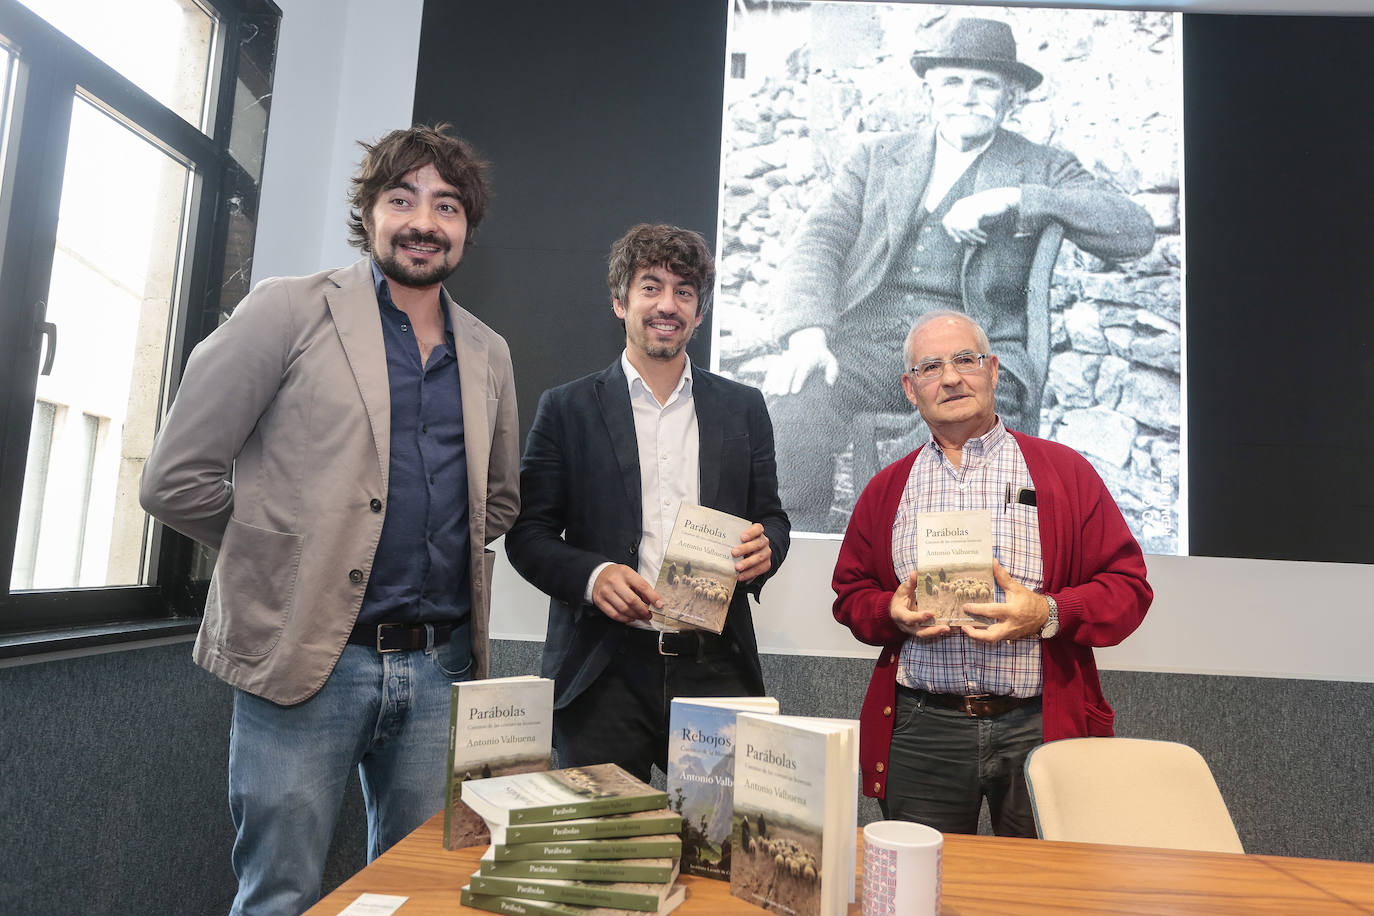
[903, 310, 993, 369]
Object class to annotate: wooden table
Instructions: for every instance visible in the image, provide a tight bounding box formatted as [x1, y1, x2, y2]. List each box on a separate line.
[307, 812, 1374, 914]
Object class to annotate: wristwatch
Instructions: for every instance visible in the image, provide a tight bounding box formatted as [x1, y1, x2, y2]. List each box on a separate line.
[1040, 594, 1060, 639]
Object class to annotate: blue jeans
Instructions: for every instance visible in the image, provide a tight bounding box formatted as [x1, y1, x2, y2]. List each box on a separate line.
[879, 685, 1042, 837]
[227, 628, 472, 916]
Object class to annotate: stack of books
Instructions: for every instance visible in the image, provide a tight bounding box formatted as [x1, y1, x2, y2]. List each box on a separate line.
[459, 763, 689, 915]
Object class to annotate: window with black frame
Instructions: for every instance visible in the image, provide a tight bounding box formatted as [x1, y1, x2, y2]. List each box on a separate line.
[0, 0, 280, 650]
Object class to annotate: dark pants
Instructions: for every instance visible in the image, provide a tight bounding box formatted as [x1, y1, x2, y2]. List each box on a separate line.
[553, 629, 758, 783]
[879, 685, 1042, 837]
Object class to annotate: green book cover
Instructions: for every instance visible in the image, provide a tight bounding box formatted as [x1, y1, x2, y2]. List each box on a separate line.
[486, 808, 681, 846]
[469, 868, 678, 912]
[492, 834, 682, 863]
[480, 848, 678, 883]
[463, 764, 667, 826]
[460, 884, 686, 916]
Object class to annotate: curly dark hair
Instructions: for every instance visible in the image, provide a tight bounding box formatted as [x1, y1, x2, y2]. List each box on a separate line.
[347, 123, 490, 254]
[607, 224, 715, 317]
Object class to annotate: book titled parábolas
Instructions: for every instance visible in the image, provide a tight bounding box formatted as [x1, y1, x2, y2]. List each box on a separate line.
[916, 509, 996, 626]
[460, 882, 687, 916]
[461, 763, 668, 827]
[729, 714, 859, 916]
[650, 503, 750, 634]
[444, 675, 554, 849]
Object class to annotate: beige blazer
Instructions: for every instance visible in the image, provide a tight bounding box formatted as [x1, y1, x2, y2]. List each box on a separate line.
[140, 259, 519, 704]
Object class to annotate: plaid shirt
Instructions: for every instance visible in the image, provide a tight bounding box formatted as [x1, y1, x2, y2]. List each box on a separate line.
[892, 420, 1044, 697]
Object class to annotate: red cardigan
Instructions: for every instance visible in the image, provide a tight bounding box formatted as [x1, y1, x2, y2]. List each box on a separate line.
[832, 432, 1152, 800]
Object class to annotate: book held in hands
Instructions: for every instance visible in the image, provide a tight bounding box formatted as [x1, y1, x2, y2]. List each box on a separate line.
[650, 503, 751, 634]
[443, 675, 554, 849]
[729, 714, 859, 916]
[915, 509, 995, 626]
[665, 696, 779, 880]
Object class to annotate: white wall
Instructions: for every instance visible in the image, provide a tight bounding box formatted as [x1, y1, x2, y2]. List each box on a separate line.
[253, 0, 1374, 685]
[492, 542, 1374, 683]
[252, 0, 426, 284]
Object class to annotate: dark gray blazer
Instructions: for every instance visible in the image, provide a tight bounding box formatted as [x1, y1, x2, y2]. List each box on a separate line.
[505, 359, 790, 708]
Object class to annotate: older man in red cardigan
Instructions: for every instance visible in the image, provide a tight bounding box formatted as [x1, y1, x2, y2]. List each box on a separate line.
[832, 310, 1151, 836]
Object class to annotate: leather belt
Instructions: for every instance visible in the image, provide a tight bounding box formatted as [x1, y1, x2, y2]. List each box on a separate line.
[625, 626, 729, 658]
[903, 686, 1039, 718]
[347, 621, 455, 653]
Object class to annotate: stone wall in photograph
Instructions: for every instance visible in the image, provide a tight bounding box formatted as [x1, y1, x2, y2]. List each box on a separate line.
[716, 3, 1181, 552]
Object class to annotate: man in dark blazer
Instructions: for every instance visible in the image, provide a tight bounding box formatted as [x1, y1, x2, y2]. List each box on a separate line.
[762, 18, 1156, 531]
[506, 224, 790, 781]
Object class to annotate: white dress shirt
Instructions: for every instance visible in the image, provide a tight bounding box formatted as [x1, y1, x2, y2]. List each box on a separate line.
[584, 352, 700, 630]
[922, 132, 994, 212]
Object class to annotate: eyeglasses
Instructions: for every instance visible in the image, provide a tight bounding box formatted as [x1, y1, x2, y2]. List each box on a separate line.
[907, 352, 989, 381]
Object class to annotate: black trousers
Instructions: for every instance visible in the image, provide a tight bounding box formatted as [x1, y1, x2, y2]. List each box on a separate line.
[879, 685, 1042, 837]
[552, 628, 758, 783]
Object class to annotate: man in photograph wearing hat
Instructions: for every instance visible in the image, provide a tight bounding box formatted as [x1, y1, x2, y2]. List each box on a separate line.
[763, 17, 1155, 532]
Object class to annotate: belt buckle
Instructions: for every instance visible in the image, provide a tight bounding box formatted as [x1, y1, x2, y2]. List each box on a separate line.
[963, 695, 990, 717]
[376, 623, 402, 653]
[657, 630, 679, 657]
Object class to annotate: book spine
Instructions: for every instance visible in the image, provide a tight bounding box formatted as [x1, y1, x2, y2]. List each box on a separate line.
[508, 792, 669, 825]
[483, 860, 676, 882]
[494, 838, 683, 861]
[442, 682, 461, 849]
[470, 874, 660, 911]
[459, 887, 582, 916]
[502, 814, 681, 843]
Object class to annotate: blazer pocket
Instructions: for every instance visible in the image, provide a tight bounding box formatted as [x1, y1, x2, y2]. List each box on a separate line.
[487, 396, 500, 438]
[216, 517, 303, 657]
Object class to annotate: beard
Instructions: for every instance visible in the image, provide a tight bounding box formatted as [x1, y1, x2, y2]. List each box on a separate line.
[374, 230, 459, 288]
[630, 313, 695, 361]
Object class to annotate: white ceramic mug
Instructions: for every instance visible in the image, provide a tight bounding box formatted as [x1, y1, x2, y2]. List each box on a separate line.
[861, 820, 943, 916]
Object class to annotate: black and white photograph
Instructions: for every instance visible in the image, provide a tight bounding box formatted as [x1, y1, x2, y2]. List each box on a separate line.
[711, 2, 1183, 554]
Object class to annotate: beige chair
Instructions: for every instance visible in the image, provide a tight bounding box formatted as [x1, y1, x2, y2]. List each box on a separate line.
[1024, 737, 1244, 853]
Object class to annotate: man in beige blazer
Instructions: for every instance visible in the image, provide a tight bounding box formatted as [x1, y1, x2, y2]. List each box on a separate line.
[140, 124, 519, 915]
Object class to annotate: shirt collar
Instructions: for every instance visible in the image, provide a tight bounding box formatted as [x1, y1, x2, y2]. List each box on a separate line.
[933, 130, 995, 160]
[928, 417, 1008, 465]
[620, 350, 693, 401]
[370, 260, 393, 307]
[371, 260, 455, 337]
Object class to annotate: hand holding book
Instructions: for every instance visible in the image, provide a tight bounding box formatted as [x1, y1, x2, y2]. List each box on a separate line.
[731, 521, 773, 584]
[591, 564, 660, 624]
[959, 559, 1053, 644]
[889, 570, 949, 639]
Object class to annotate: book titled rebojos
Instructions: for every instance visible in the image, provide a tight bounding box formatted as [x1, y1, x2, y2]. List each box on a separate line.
[444, 675, 554, 849]
[665, 696, 779, 880]
[461, 763, 668, 827]
[729, 714, 859, 916]
[650, 503, 749, 634]
[916, 509, 996, 626]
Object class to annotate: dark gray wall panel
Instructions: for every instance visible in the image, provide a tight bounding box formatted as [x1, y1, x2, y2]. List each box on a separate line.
[4, 639, 1365, 916]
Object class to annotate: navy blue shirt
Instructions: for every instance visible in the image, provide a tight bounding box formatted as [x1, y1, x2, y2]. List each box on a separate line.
[358, 263, 471, 626]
